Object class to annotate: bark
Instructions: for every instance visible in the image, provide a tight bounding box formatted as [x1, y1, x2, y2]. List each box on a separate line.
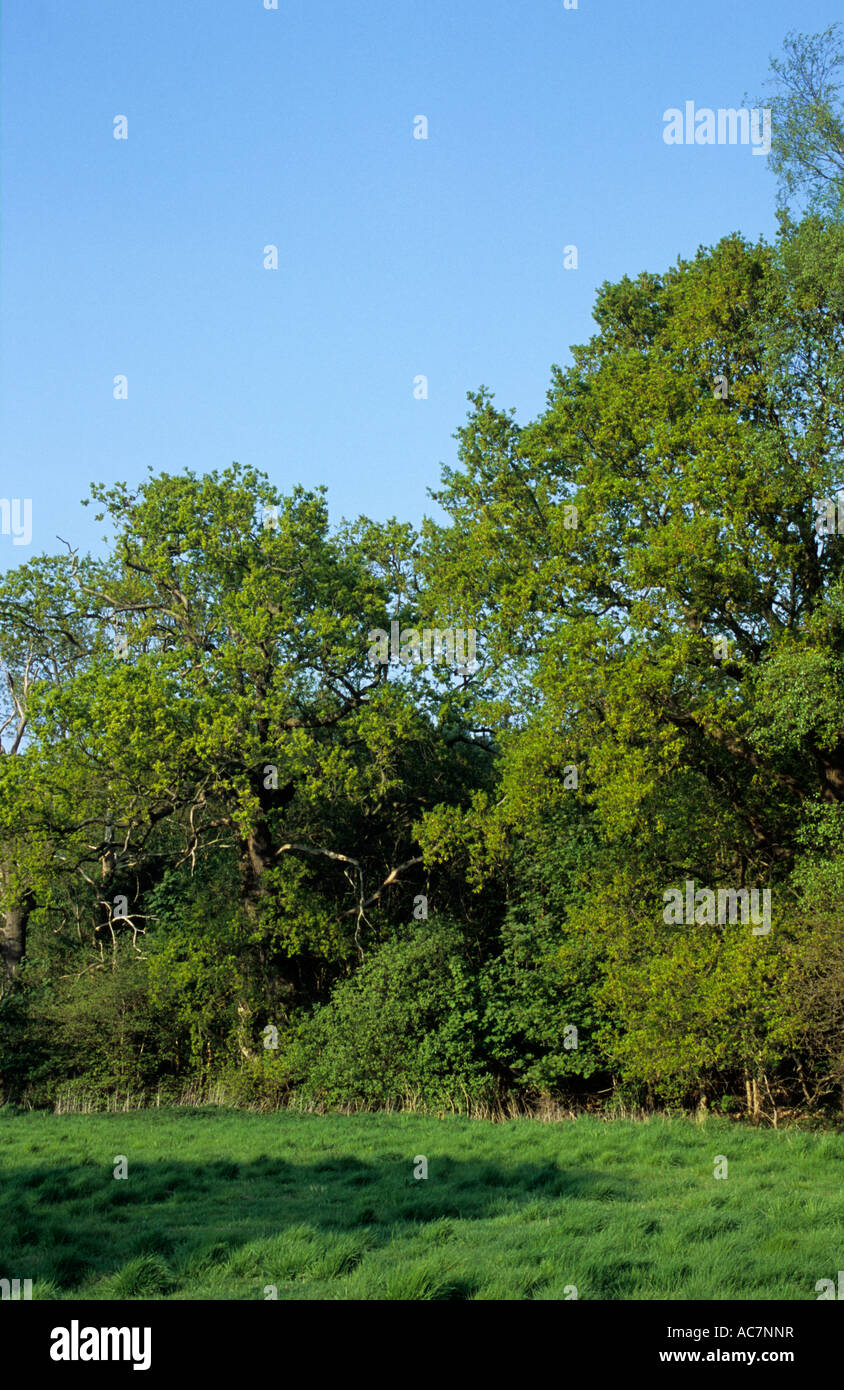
[238, 822, 276, 915]
[0, 892, 35, 982]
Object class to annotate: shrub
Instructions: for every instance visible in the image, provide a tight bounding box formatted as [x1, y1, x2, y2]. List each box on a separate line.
[277, 916, 495, 1109]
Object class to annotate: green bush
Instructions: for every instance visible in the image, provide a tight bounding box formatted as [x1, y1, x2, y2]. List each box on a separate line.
[0, 945, 176, 1105]
[480, 915, 605, 1094]
[277, 916, 496, 1109]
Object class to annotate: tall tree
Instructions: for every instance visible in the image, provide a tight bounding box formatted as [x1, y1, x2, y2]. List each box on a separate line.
[420, 225, 844, 875]
[763, 24, 844, 218]
[9, 465, 491, 1005]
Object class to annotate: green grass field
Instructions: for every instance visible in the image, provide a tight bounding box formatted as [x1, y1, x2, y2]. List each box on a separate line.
[0, 1107, 841, 1300]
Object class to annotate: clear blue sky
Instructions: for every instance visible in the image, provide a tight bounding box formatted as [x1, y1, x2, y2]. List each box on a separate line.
[1, 0, 840, 569]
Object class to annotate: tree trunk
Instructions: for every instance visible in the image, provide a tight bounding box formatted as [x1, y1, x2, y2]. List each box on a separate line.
[237, 817, 312, 1007]
[238, 823, 276, 916]
[0, 894, 34, 982]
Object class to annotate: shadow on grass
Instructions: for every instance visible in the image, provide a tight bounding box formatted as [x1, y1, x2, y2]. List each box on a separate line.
[0, 1153, 633, 1298]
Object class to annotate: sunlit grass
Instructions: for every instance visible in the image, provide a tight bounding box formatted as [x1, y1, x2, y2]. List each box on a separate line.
[0, 1108, 841, 1300]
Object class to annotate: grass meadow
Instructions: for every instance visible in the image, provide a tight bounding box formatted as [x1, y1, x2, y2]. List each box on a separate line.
[0, 1107, 841, 1300]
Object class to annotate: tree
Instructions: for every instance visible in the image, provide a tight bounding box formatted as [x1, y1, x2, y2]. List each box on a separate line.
[417, 219, 844, 1108]
[0, 555, 104, 985]
[2, 464, 493, 1014]
[423, 225, 844, 858]
[763, 24, 844, 218]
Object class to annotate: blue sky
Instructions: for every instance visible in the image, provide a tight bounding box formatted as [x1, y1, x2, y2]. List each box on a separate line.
[1, 0, 841, 569]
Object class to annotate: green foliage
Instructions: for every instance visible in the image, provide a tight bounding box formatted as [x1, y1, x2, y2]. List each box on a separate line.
[277, 917, 495, 1109]
[478, 813, 606, 1093]
[763, 24, 844, 218]
[480, 917, 603, 1093]
[0, 948, 173, 1104]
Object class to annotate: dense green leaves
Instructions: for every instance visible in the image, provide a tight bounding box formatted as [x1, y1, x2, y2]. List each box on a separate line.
[2, 205, 844, 1120]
